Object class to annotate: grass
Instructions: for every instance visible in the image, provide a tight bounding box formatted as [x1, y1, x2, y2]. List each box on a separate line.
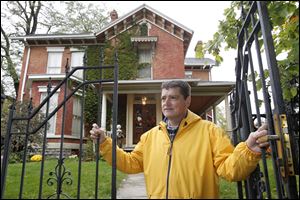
[3, 158, 127, 199]
[3, 157, 298, 199]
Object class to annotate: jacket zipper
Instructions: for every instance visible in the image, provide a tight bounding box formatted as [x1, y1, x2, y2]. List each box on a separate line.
[166, 133, 175, 199]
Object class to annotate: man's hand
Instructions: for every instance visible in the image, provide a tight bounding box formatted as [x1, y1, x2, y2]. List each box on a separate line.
[90, 123, 107, 144]
[246, 123, 270, 153]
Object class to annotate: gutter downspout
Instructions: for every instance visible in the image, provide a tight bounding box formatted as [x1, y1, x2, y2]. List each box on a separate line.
[20, 40, 30, 102]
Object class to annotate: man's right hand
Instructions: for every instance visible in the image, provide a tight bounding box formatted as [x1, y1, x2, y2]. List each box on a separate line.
[90, 123, 107, 144]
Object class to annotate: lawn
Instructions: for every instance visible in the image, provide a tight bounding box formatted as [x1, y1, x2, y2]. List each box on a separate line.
[2, 158, 127, 199]
[3, 157, 297, 199]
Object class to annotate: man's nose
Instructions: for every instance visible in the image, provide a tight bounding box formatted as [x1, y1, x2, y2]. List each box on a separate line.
[163, 97, 171, 105]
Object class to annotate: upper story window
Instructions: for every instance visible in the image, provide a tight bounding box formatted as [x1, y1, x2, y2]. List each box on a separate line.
[137, 45, 152, 79]
[70, 48, 85, 79]
[131, 23, 157, 80]
[47, 47, 64, 74]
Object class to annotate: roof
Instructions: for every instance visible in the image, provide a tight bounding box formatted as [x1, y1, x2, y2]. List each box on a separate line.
[184, 58, 216, 66]
[101, 79, 235, 94]
[101, 79, 235, 115]
[95, 4, 193, 56]
[11, 33, 99, 46]
[96, 4, 193, 36]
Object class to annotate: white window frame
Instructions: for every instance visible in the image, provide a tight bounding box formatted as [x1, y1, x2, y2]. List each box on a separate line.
[185, 71, 193, 79]
[137, 47, 152, 79]
[70, 48, 85, 79]
[39, 86, 59, 136]
[46, 47, 64, 74]
[72, 96, 84, 138]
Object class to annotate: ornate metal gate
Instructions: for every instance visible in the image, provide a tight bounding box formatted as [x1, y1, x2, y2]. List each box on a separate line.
[1, 50, 119, 199]
[230, 1, 299, 199]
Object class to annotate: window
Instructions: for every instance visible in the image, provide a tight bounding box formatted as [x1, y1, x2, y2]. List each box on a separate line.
[139, 49, 151, 63]
[137, 48, 152, 79]
[47, 47, 64, 74]
[72, 97, 83, 138]
[40, 92, 58, 135]
[185, 71, 192, 79]
[70, 51, 85, 79]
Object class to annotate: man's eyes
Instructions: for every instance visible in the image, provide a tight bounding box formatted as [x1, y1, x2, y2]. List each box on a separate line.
[161, 96, 178, 100]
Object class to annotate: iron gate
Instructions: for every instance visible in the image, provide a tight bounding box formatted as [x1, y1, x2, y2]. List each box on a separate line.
[230, 1, 299, 199]
[1, 50, 119, 199]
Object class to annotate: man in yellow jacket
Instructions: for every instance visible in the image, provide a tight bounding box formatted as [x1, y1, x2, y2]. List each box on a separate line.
[90, 80, 269, 199]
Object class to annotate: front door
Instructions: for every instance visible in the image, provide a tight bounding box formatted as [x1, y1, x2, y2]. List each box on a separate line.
[133, 104, 156, 144]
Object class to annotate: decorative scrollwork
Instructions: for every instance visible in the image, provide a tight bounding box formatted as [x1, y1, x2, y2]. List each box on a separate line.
[46, 158, 73, 199]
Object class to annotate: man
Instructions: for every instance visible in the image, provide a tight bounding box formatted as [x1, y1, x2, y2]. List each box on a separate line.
[90, 80, 269, 199]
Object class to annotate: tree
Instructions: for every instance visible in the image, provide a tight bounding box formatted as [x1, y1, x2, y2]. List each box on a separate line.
[1, 1, 42, 97]
[204, 1, 299, 101]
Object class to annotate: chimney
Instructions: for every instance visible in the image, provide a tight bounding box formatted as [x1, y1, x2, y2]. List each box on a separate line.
[110, 9, 118, 22]
[194, 40, 203, 51]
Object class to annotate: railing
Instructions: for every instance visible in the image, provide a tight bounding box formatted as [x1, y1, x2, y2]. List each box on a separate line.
[230, 1, 299, 199]
[1, 50, 119, 199]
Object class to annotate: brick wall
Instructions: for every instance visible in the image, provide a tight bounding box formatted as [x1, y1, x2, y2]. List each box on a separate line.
[192, 70, 210, 80]
[149, 24, 185, 79]
[30, 80, 74, 136]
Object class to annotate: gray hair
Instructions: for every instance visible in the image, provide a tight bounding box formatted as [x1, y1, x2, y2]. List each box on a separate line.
[161, 80, 191, 99]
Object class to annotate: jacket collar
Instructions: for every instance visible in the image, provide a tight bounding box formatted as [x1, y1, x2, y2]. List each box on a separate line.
[159, 109, 202, 129]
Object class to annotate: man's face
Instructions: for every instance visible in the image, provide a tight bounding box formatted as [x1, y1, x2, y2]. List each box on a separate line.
[161, 87, 191, 121]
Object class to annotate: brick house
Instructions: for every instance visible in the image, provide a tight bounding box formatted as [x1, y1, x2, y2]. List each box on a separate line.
[12, 4, 234, 151]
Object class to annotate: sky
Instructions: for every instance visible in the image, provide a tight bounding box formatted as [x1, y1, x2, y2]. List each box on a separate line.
[98, 1, 237, 82]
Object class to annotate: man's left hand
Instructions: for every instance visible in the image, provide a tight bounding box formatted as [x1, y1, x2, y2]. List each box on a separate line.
[246, 123, 269, 153]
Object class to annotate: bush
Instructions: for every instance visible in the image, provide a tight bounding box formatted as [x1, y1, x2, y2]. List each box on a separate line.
[1, 99, 46, 163]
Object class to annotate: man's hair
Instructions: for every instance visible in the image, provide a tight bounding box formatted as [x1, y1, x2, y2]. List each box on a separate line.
[161, 80, 191, 99]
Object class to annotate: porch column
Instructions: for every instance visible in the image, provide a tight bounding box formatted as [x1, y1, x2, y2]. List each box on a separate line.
[224, 94, 232, 131]
[212, 105, 217, 123]
[126, 94, 134, 147]
[101, 93, 107, 130]
[156, 93, 162, 124]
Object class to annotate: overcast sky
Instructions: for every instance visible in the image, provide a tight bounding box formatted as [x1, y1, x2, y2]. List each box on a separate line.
[98, 1, 237, 81]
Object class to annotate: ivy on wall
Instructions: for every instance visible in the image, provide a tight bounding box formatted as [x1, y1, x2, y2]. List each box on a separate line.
[84, 26, 140, 129]
[103, 31, 139, 80]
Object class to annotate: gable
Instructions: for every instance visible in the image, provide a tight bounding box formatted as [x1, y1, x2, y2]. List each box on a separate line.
[96, 4, 193, 56]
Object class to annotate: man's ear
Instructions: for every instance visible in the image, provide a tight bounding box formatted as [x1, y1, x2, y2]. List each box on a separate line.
[186, 96, 191, 108]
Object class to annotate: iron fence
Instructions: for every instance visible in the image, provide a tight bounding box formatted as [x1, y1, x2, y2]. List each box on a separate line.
[1, 50, 119, 199]
[230, 1, 299, 199]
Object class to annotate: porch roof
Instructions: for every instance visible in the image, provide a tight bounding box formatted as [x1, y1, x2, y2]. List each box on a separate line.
[101, 79, 235, 115]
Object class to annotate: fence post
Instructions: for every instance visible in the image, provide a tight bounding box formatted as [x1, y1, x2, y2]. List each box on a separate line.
[1, 100, 16, 199]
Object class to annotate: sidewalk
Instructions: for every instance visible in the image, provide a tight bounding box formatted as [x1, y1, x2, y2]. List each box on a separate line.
[117, 173, 147, 199]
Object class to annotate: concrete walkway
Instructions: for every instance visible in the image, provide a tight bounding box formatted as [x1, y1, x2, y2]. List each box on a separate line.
[117, 173, 147, 199]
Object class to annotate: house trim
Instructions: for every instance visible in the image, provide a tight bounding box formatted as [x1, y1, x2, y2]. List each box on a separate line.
[21, 47, 31, 102]
[95, 4, 193, 36]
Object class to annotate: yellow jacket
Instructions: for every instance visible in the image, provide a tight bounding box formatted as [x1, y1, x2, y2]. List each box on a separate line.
[100, 110, 261, 198]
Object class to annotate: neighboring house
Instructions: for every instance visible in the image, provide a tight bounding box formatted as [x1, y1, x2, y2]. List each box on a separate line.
[12, 4, 234, 152]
